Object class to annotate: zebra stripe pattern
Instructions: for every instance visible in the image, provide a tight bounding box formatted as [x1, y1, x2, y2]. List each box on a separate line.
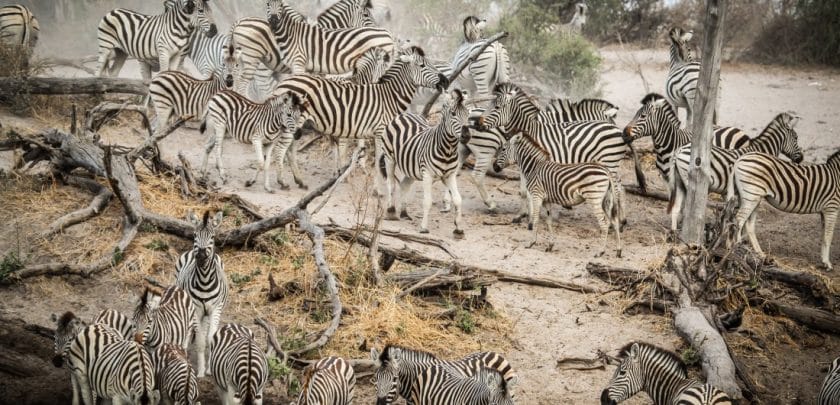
[450, 16, 510, 97]
[175, 210, 228, 378]
[151, 344, 198, 405]
[496, 134, 622, 257]
[133, 285, 197, 351]
[410, 365, 514, 405]
[665, 27, 701, 126]
[275, 46, 448, 175]
[201, 90, 307, 192]
[294, 356, 356, 405]
[95, 0, 218, 79]
[819, 357, 840, 405]
[65, 324, 160, 405]
[208, 323, 268, 405]
[0, 5, 39, 51]
[316, 0, 376, 29]
[669, 112, 804, 234]
[601, 342, 732, 405]
[52, 311, 88, 368]
[370, 344, 515, 404]
[94, 308, 136, 340]
[729, 150, 840, 270]
[381, 89, 471, 237]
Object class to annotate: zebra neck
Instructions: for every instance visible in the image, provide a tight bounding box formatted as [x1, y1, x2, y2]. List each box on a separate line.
[514, 142, 546, 176]
[745, 128, 783, 155]
[669, 43, 688, 71]
[379, 64, 420, 108]
[653, 113, 689, 152]
[430, 120, 460, 148]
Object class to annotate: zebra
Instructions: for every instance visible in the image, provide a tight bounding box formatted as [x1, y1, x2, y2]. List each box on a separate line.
[201, 90, 307, 192]
[0, 5, 39, 54]
[51, 311, 88, 369]
[370, 344, 515, 405]
[381, 89, 471, 238]
[665, 27, 704, 126]
[65, 323, 160, 405]
[409, 365, 514, 405]
[316, 0, 377, 29]
[472, 83, 630, 227]
[450, 16, 510, 97]
[94, 308, 136, 340]
[175, 210, 228, 378]
[151, 344, 199, 405]
[727, 149, 840, 270]
[274, 46, 448, 177]
[668, 112, 804, 235]
[133, 285, 197, 351]
[95, 0, 218, 80]
[149, 44, 239, 135]
[547, 2, 588, 37]
[624, 93, 761, 186]
[265, 0, 395, 75]
[601, 342, 732, 405]
[293, 356, 356, 405]
[819, 357, 840, 405]
[495, 134, 622, 256]
[208, 323, 268, 405]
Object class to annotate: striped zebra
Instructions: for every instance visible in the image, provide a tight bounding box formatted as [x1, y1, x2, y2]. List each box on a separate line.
[665, 27, 706, 126]
[293, 356, 356, 405]
[65, 323, 160, 405]
[265, 0, 395, 75]
[201, 90, 307, 192]
[208, 323, 268, 405]
[0, 5, 39, 53]
[601, 342, 732, 405]
[133, 285, 197, 351]
[819, 357, 840, 404]
[51, 311, 88, 368]
[95, 0, 218, 79]
[450, 16, 510, 97]
[94, 308, 136, 340]
[275, 46, 448, 176]
[473, 83, 630, 226]
[151, 344, 198, 405]
[175, 210, 228, 378]
[668, 112, 804, 235]
[381, 89, 471, 238]
[410, 365, 514, 405]
[496, 134, 622, 256]
[370, 344, 515, 405]
[316, 0, 377, 29]
[624, 93, 757, 185]
[728, 150, 840, 270]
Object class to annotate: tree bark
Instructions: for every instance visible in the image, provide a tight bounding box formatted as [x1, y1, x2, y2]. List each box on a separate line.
[0, 77, 148, 97]
[763, 300, 840, 334]
[681, 0, 727, 244]
[673, 305, 742, 398]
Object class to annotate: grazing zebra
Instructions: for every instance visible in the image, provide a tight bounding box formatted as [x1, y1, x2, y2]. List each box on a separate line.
[450, 16, 510, 97]
[668, 112, 804, 235]
[473, 83, 629, 226]
[381, 89, 470, 237]
[728, 150, 840, 270]
[94, 308, 136, 340]
[370, 344, 515, 405]
[151, 344, 198, 405]
[496, 134, 622, 256]
[293, 356, 356, 405]
[65, 324, 160, 405]
[275, 46, 448, 176]
[175, 210, 228, 378]
[0, 5, 39, 52]
[624, 93, 759, 185]
[201, 90, 307, 192]
[819, 357, 840, 404]
[602, 342, 732, 405]
[316, 0, 377, 29]
[133, 285, 197, 351]
[208, 323, 268, 405]
[410, 365, 514, 405]
[665, 27, 704, 126]
[95, 0, 218, 79]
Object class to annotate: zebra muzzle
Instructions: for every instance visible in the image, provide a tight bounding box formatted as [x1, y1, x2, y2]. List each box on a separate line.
[436, 74, 449, 91]
[459, 126, 471, 144]
[600, 389, 617, 405]
[206, 24, 218, 38]
[51, 355, 64, 368]
[621, 126, 634, 144]
[268, 15, 280, 30]
[224, 75, 234, 88]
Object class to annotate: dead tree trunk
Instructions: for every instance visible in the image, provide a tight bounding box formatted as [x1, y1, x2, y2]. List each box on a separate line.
[0, 77, 148, 98]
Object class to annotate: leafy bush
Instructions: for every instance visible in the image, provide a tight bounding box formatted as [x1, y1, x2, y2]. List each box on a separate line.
[750, 0, 840, 66]
[0, 251, 25, 281]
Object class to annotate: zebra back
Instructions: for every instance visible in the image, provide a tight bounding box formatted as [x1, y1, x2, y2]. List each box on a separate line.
[152, 344, 198, 405]
[295, 356, 356, 405]
[451, 16, 510, 97]
[209, 323, 268, 405]
[410, 365, 514, 405]
[51, 311, 87, 368]
[316, 0, 376, 29]
[665, 27, 700, 110]
[94, 309, 136, 340]
[0, 5, 39, 50]
[819, 357, 840, 405]
[133, 285, 196, 350]
[543, 98, 618, 124]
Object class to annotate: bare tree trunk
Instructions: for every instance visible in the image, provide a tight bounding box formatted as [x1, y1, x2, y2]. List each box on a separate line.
[681, 0, 727, 244]
[0, 77, 148, 97]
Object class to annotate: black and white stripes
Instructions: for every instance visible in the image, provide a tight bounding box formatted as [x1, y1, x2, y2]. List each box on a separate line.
[208, 323, 268, 405]
[450, 16, 510, 97]
[819, 357, 840, 405]
[0, 5, 39, 51]
[665, 27, 700, 126]
[152, 344, 199, 405]
[410, 365, 514, 405]
[133, 285, 197, 351]
[294, 356, 356, 405]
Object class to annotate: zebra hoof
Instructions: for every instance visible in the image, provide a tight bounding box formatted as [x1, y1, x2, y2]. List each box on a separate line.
[440, 206, 452, 213]
[453, 229, 465, 240]
[666, 231, 677, 244]
[616, 250, 623, 258]
[594, 251, 605, 258]
[386, 207, 399, 221]
[297, 182, 308, 190]
[244, 180, 255, 188]
[400, 210, 412, 220]
[278, 183, 290, 191]
[620, 219, 628, 231]
[527, 223, 533, 231]
[419, 228, 429, 234]
[264, 187, 275, 194]
[821, 261, 833, 271]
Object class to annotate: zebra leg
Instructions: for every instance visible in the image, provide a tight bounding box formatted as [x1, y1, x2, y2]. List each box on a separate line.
[545, 205, 555, 252]
[669, 181, 686, 240]
[526, 194, 543, 249]
[70, 371, 82, 405]
[513, 177, 529, 224]
[419, 172, 434, 234]
[245, 138, 267, 190]
[592, 197, 610, 258]
[94, 46, 113, 77]
[445, 174, 465, 239]
[384, 156, 399, 221]
[821, 210, 837, 270]
[76, 371, 94, 405]
[271, 138, 292, 190]
[214, 123, 228, 184]
[470, 151, 497, 211]
[744, 208, 764, 257]
[286, 140, 307, 189]
[397, 177, 414, 220]
[205, 308, 224, 376]
[262, 139, 278, 193]
[335, 138, 348, 175]
[201, 129, 216, 179]
[139, 62, 153, 82]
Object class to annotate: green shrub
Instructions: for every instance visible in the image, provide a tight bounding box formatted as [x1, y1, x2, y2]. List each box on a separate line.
[0, 251, 25, 281]
[680, 346, 700, 367]
[144, 239, 169, 251]
[455, 309, 476, 334]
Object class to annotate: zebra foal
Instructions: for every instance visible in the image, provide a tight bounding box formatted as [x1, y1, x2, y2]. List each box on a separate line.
[175, 210, 228, 378]
[381, 89, 471, 238]
[410, 365, 514, 405]
[208, 324, 268, 405]
[495, 134, 622, 256]
[601, 342, 732, 405]
[665, 27, 703, 126]
[292, 356, 356, 405]
[151, 344, 199, 405]
[819, 357, 840, 404]
[728, 150, 840, 270]
[133, 285, 197, 351]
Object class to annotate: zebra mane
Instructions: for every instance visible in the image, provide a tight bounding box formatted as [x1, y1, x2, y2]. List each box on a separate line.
[201, 211, 210, 227]
[518, 134, 550, 159]
[617, 342, 687, 374]
[380, 344, 438, 364]
[640, 93, 666, 105]
[300, 365, 315, 397]
[827, 149, 840, 164]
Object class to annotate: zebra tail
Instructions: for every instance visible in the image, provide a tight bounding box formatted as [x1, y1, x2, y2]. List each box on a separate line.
[627, 142, 647, 192]
[725, 167, 737, 202]
[378, 154, 387, 178]
[200, 118, 207, 135]
[667, 154, 679, 214]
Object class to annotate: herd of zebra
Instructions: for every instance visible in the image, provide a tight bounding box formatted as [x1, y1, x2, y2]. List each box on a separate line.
[2, 0, 840, 403]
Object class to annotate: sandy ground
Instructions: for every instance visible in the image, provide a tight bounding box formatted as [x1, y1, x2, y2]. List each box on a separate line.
[2, 44, 840, 404]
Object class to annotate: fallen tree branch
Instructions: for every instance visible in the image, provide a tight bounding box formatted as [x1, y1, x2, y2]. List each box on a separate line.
[0, 77, 148, 98]
[762, 266, 834, 308]
[86, 101, 151, 136]
[40, 57, 96, 75]
[623, 185, 669, 202]
[39, 175, 113, 238]
[310, 145, 364, 216]
[762, 300, 840, 334]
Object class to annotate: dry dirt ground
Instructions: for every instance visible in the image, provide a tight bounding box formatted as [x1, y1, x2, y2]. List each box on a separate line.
[2, 47, 840, 404]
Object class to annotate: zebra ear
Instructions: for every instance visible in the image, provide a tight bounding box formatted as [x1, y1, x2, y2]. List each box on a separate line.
[789, 115, 800, 128]
[681, 30, 693, 42]
[399, 54, 412, 63]
[211, 211, 223, 229]
[651, 98, 666, 109]
[187, 210, 200, 226]
[629, 343, 640, 359]
[605, 107, 619, 118]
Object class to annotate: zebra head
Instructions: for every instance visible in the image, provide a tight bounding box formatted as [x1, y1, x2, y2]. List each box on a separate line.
[222, 45, 244, 89]
[370, 346, 401, 404]
[493, 134, 519, 173]
[475, 366, 515, 405]
[187, 210, 223, 267]
[776, 112, 804, 163]
[266, 0, 301, 30]
[668, 27, 694, 63]
[352, 47, 391, 85]
[336, 0, 376, 28]
[132, 287, 163, 345]
[442, 89, 472, 145]
[50, 311, 87, 368]
[623, 93, 672, 144]
[191, 0, 218, 38]
[601, 343, 645, 404]
[474, 82, 537, 132]
[396, 46, 448, 92]
[463, 16, 487, 42]
[269, 92, 309, 139]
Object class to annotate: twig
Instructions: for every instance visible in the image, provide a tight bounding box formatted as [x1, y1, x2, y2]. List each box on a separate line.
[396, 268, 444, 299]
[39, 175, 113, 238]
